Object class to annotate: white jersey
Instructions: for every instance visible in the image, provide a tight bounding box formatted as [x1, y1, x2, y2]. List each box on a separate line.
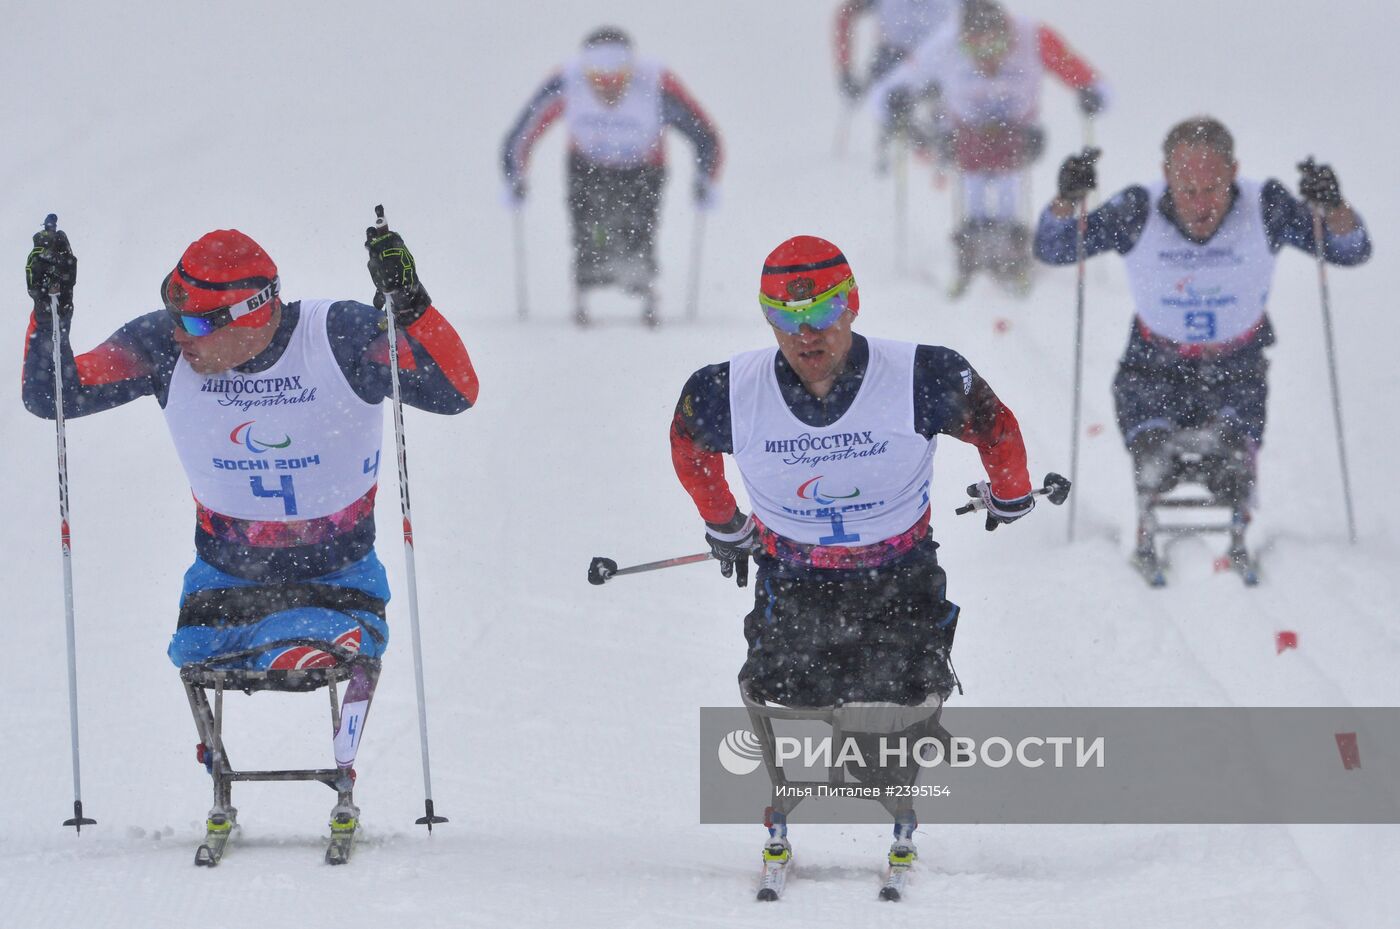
[872, 14, 1045, 124]
[729, 338, 935, 547]
[561, 56, 664, 168]
[163, 299, 383, 521]
[1123, 180, 1277, 346]
[875, 0, 956, 52]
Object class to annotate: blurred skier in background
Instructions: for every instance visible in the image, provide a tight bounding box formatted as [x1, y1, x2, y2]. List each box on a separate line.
[834, 1, 959, 103]
[502, 26, 722, 327]
[871, 0, 1106, 296]
[670, 235, 1046, 898]
[1034, 117, 1371, 580]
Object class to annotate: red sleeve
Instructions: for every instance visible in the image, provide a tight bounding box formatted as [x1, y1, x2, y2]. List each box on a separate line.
[670, 412, 737, 524]
[400, 306, 479, 406]
[1036, 25, 1097, 90]
[835, 2, 862, 71]
[959, 400, 1033, 500]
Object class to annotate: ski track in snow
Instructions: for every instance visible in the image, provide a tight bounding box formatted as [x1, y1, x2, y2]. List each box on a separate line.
[3, 2, 1398, 926]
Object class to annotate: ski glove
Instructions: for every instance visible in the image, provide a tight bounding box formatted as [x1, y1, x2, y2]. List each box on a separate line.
[693, 177, 718, 211]
[1298, 157, 1343, 209]
[839, 70, 863, 101]
[503, 178, 527, 209]
[365, 227, 432, 326]
[1056, 148, 1100, 202]
[1077, 85, 1106, 117]
[966, 482, 1036, 532]
[705, 511, 762, 588]
[26, 226, 77, 318]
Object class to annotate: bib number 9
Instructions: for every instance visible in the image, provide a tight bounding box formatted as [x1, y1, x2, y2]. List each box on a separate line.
[1184, 310, 1217, 342]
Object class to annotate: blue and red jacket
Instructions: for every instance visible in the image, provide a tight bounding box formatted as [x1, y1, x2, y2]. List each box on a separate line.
[22, 299, 479, 581]
[671, 334, 1031, 527]
[501, 66, 722, 188]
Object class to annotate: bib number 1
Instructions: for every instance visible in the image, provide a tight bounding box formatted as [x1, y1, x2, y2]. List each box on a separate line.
[250, 475, 298, 516]
[819, 510, 861, 545]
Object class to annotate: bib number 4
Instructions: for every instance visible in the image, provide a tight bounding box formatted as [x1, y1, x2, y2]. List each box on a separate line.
[250, 475, 298, 516]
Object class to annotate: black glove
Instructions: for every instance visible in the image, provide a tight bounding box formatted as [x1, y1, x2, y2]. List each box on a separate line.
[966, 481, 1036, 532]
[1298, 157, 1343, 209]
[693, 176, 717, 210]
[704, 511, 761, 587]
[839, 70, 862, 101]
[504, 177, 527, 208]
[884, 86, 914, 136]
[365, 227, 431, 325]
[26, 226, 77, 318]
[1056, 147, 1101, 202]
[1077, 85, 1105, 117]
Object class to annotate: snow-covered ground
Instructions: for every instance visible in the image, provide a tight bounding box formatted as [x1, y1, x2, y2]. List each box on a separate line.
[3, 2, 1398, 926]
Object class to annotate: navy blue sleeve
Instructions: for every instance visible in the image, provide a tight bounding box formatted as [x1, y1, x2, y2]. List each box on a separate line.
[1260, 178, 1372, 265]
[326, 301, 476, 414]
[660, 71, 722, 182]
[1034, 185, 1151, 265]
[23, 309, 178, 418]
[914, 345, 1033, 498]
[502, 72, 567, 185]
[673, 362, 732, 453]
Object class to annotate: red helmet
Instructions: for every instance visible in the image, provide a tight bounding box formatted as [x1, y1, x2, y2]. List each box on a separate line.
[759, 236, 859, 332]
[162, 229, 279, 335]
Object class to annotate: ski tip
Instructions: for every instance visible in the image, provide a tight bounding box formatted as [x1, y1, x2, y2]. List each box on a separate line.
[756, 887, 779, 902]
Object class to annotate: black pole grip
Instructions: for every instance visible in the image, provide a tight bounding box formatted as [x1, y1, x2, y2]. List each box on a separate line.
[587, 557, 618, 586]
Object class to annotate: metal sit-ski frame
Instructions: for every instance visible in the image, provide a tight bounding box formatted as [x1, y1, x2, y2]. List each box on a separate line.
[180, 640, 378, 819]
[739, 680, 951, 821]
[1134, 426, 1259, 585]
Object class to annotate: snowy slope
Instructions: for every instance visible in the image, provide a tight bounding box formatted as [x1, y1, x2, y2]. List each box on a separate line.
[2, 1, 1398, 927]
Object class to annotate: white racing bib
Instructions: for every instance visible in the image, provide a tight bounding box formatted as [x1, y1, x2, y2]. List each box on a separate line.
[561, 57, 664, 168]
[1123, 180, 1277, 346]
[730, 338, 935, 547]
[163, 299, 384, 521]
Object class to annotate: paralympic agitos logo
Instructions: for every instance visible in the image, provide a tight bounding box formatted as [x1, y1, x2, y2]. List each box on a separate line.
[230, 420, 292, 453]
[796, 476, 860, 505]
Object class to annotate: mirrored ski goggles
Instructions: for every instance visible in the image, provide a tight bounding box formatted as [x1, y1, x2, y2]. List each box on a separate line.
[163, 274, 280, 336]
[759, 276, 855, 334]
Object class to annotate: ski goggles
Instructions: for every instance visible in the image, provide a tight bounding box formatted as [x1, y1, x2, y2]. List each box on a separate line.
[759, 275, 855, 334]
[163, 273, 280, 336]
[963, 34, 1010, 61]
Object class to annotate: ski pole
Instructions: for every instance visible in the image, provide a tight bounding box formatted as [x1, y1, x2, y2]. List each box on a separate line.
[512, 208, 529, 321]
[894, 132, 908, 274]
[587, 552, 714, 586]
[1307, 192, 1358, 544]
[372, 205, 448, 831]
[956, 472, 1073, 516]
[41, 214, 96, 834]
[1066, 194, 1089, 543]
[685, 209, 707, 321]
[833, 100, 854, 159]
[895, 132, 909, 271]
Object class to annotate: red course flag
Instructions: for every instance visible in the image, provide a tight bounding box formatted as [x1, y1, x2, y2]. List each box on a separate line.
[1335, 732, 1361, 770]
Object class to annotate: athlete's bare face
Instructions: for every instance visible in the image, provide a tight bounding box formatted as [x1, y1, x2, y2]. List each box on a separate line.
[172, 302, 281, 375]
[588, 69, 632, 106]
[1164, 143, 1239, 241]
[771, 310, 855, 399]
